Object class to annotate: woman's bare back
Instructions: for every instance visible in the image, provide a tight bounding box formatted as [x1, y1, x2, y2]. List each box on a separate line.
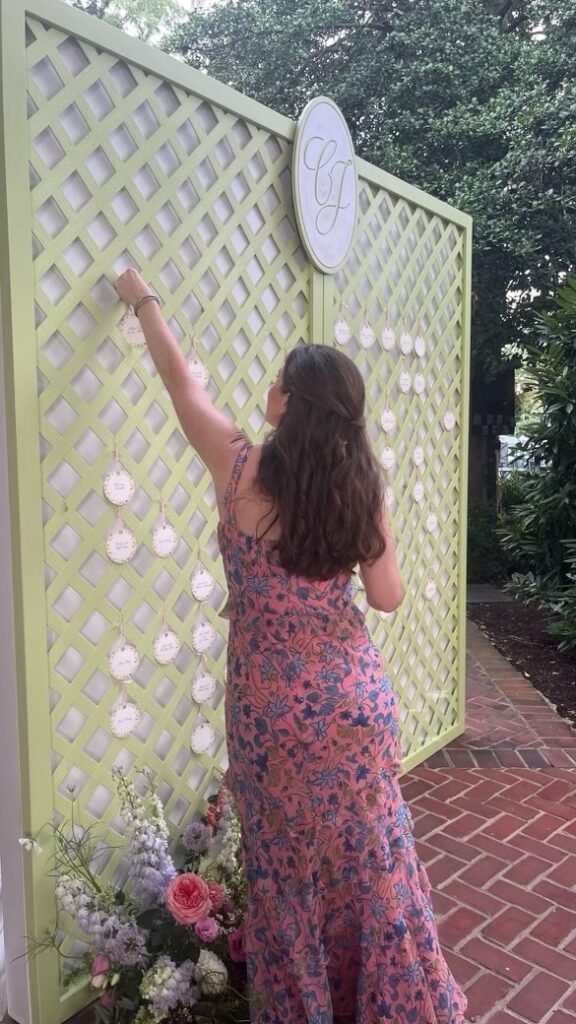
[227, 443, 282, 542]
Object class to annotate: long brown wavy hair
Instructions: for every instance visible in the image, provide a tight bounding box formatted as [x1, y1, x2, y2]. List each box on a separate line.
[256, 344, 386, 580]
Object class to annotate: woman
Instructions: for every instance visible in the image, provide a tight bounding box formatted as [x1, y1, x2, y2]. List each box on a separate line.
[115, 269, 468, 1024]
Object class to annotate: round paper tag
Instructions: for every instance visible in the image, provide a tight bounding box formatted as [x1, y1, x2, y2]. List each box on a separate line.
[153, 629, 182, 665]
[191, 568, 215, 602]
[106, 525, 137, 564]
[413, 446, 425, 467]
[380, 446, 396, 471]
[399, 371, 412, 394]
[381, 325, 395, 351]
[118, 311, 146, 347]
[426, 513, 438, 533]
[108, 639, 140, 681]
[380, 409, 397, 433]
[359, 322, 375, 349]
[188, 358, 209, 389]
[444, 410, 456, 431]
[104, 467, 135, 506]
[424, 580, 438, 601]
[192, 620, 216, 654]
[190, 722, 215, 754]
[384, 486, 395, 509]
[415, 335, 426, 358]
[400, 331, 413, 355]
[192, 671, 217, 704]
[152, 522, 178, 558]
[334, 315, 351, 346]
[414, 373, 426, 395]
[413, 482, 425, 503]
[110, 701, 141, 737]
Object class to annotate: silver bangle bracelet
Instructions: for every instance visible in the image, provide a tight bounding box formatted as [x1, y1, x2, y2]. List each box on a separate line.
[134, 294, 160, 317]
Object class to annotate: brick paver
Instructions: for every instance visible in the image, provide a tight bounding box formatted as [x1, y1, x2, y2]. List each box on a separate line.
[402, 616, 576, 1024]
[425, 620, 576, 770]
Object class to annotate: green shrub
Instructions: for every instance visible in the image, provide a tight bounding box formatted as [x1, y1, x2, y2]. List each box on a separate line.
[467, 502, 508, 583]
[500, 278, 576, 651]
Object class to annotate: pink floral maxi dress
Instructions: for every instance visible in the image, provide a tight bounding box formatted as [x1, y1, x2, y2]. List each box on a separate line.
[218, 445, 468, 1024]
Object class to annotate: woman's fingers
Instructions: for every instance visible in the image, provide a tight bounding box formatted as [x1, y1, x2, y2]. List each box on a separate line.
[115, 267, 150, 306]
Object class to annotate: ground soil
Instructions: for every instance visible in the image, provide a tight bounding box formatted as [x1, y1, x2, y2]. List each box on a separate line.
[467, 599, 576, 727]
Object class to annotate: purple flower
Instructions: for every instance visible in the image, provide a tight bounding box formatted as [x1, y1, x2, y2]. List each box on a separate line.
[182, 820, 212, 853]
[110, 923, 148, 967]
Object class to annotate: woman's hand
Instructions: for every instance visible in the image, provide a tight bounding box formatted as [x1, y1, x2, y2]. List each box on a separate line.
[115, 268, 152, 307]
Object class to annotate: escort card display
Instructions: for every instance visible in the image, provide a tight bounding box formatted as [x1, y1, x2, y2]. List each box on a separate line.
[188, 355, 210, 389]
[414, 333, 426, 358]
[106, 511, 138, 564]
[359, 320, 376, 349]
[103, 460, 136, 506]
[381, 324, 395, 350]
[117, 308, 147, 347]
[110, 695, 141, 738]
[152, 502, 179, 558]
[413, 373, 426, 395]
[400, 331, 413, 355]
[380, 408, 397, 433]
[108, 630, 140, 681]
[153, 624, 182, 666]
[191, 567, 216, 602]
[192, 671, 217, 705]
[334, 312, 352, 346]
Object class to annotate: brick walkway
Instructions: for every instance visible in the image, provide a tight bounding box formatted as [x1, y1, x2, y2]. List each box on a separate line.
[402, 618, 576, 1024]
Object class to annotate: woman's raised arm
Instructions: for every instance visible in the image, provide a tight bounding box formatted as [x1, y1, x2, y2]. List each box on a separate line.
[115, 269, 245, 497]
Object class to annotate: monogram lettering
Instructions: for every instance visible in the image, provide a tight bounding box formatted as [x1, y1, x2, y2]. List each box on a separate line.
[303, 135, 353, 235]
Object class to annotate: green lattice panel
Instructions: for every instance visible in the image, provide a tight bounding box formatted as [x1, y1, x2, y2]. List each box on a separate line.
[26, 13, 309, 965]
[331, 180, 465, 758]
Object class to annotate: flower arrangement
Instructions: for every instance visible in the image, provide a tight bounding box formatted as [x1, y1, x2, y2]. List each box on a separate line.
[26, 770, 248, 1024]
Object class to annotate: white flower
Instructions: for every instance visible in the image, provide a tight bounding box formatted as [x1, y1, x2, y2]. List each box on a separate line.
[18, 837, 43, 854]
[195, 949, 228, 996]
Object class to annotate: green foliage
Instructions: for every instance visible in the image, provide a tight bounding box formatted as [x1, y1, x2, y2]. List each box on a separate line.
[467, 502, 503, 583]
[499, 470, 526, 515]
[500, 278, 576, 649]
[68, 0, 184, 41]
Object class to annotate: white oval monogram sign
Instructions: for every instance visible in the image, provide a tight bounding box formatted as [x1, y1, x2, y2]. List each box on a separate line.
[292, 97, 357, 274]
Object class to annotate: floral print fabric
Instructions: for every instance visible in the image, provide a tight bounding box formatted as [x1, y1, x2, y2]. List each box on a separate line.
[218, 444, 468, 1024]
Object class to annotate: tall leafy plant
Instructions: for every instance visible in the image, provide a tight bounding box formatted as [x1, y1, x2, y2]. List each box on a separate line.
[500, 278, 576, 650]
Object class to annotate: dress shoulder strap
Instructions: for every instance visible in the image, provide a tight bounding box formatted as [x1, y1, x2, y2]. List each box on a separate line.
[223, 442, 252, 525]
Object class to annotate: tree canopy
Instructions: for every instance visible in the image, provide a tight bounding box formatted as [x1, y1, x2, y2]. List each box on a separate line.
[71, 0, 576, 375]
[70, 0, 184, 42]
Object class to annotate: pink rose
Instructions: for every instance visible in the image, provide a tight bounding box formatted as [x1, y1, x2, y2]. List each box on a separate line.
[90, 954, 110, 978]
[165, 873, 212, 926]
[207, 881, 225, 911]
[228, 926, 246, 963]
[194, 917, 220, 942]
[99, 989, 116, 1008]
